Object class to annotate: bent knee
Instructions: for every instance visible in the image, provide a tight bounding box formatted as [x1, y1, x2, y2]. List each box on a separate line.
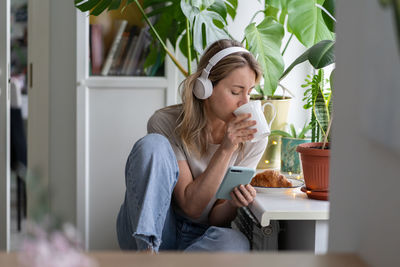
[136, 134, 170, 152]
[128, 134, 174, 163]
[207, 227, 250, 251]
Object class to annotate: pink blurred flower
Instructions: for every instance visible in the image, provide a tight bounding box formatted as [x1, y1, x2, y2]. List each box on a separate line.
[18, 221, 97, 267]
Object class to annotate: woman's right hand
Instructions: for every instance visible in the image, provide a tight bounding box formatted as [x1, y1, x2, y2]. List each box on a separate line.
[221, 113, 257, 152]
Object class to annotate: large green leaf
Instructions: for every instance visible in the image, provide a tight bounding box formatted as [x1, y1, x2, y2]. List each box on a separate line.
[266, 0, 287, 22]
[266, 0, 288, 10]
[245, 17, 284, 96]
[225, 0, 238, 20]
[321, 0, 335, 32]
[194, 11, 229, 53]
[145, 0, 186, 48]
[182, 1, 229, 53]
[265, 5, 279, 21]
[209, 0, 228, 23]
[108, 0, 122, 11]
[287, 0, 334, 47]
[142, 0, 186, 69]
[75, 0, 103, 13]
[190, 0, 215, 10]
[92, 0, 112, 16]
[308, 39, 335, 68]
[280, 39, 334, 81]
[178, 30, 198, 59]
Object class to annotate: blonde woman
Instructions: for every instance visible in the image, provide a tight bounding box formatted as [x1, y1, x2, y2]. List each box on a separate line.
[117, 39, 268, 252]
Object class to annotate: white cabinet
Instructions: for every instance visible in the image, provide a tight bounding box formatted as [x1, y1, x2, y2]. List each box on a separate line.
[76, 11, 179, 250]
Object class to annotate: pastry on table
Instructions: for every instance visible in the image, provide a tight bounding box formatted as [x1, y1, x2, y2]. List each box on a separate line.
[250, 169, 293, 188]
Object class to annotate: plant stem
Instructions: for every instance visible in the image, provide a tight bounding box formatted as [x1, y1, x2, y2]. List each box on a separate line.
[133, 0, 188, 77]
[249, 9, 265, 24]
[281, 33, 293, 56]
[278, 83, 295, 98]
[186, 18, 192, 75]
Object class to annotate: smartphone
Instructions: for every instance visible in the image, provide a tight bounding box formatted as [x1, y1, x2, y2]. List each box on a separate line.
[215, 166, 256, 200]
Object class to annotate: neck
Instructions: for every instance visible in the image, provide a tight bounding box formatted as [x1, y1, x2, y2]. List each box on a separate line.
[205, 105, 226, 144]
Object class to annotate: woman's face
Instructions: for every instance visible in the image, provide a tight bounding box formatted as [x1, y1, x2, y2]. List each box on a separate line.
[205, 65, 256, 123]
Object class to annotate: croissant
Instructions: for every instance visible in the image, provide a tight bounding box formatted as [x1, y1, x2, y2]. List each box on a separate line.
[251, 170, 293, 187]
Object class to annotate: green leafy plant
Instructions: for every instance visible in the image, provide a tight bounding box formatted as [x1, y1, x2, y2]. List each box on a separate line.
[75, 0, 336, 98]
[75, 0, 238, 77]
[250, 0, 336, 97]
[271, 123, 312, 139]
[301, 68, 332, 143]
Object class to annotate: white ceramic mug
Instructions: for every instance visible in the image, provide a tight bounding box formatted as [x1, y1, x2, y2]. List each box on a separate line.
[233, 100, 276, 142]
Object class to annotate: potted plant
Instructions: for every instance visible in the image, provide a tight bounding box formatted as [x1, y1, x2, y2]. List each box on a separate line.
[296, 68, 333, 201]
[270, 123, 312, 174]
[243, 0, 336, 169]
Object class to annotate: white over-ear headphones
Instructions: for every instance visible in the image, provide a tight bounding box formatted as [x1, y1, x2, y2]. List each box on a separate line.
[193, 46, 250, 99]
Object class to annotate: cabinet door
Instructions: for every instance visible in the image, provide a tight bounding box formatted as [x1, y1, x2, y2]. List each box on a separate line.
[0, 0, 10, 251]
[76, 10, 179, 250]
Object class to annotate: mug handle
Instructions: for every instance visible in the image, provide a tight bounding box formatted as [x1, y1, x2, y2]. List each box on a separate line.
[262, 102, 277, 129]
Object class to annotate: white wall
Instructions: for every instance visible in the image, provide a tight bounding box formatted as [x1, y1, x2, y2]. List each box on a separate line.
[328, 1, 400, 266]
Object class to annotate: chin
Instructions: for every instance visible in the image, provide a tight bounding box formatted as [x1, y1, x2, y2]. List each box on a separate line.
[226, 113, 236, 122]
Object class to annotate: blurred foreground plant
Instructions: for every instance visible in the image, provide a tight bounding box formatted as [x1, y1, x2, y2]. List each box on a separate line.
[18, 172, 97, 267]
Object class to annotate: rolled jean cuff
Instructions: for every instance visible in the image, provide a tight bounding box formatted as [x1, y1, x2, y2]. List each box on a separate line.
[134, 232, 161, 252]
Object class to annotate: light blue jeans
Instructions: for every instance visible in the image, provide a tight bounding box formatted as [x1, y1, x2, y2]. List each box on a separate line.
[116, 134, 250, 252]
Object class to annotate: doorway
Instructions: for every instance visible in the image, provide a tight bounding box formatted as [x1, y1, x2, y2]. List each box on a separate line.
[10, 0, 28, 250]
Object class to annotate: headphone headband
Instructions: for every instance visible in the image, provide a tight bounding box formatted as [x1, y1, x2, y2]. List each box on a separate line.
[204, 47, 249, 73]
[193, 46, 250, 100]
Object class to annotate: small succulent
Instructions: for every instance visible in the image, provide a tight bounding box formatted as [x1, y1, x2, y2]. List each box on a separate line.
[271, 123, 312, 139]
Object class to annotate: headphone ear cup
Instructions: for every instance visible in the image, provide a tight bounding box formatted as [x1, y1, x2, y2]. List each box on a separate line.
[193, 77, 213, 99]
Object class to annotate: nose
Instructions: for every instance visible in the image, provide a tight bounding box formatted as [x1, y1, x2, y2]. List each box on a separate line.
[238, 94, 250, 107]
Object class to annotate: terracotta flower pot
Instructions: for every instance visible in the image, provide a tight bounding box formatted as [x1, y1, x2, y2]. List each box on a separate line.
[296, 142, 330, 200]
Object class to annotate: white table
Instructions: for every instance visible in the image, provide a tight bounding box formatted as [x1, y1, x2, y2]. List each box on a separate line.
[248, 186, 330, 254]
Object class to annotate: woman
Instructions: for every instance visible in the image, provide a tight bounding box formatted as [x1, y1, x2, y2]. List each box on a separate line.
[116, 39, 268, 252]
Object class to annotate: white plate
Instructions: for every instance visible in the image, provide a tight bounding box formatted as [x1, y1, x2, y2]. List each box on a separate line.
[254, 178, 304, 193]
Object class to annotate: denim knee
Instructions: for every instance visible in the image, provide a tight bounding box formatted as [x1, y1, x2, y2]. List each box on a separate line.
[132, 133, 173, 158]
[207, 227, 250, 251]
[185, 226, 250, 252]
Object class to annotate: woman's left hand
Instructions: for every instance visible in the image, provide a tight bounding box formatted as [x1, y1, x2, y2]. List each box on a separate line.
[228, 184, 257, 208]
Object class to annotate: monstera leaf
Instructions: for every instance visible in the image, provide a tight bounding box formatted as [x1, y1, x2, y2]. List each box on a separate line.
[287, 0, 334, 48]
[280, 39, 334, 81]
[75, 0, 129, 16]
[321, 0, 335, 32]
[245, 17, 284, 96]
[266, 0, 288, 10]
[181, 1, 230, 54]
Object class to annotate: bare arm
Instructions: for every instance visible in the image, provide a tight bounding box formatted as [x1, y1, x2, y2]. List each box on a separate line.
[173, 114, 256, 219]
[208, 184, 257, 226]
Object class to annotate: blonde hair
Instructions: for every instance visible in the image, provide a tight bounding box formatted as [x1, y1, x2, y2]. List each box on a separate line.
[176, 39, 262, 156]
